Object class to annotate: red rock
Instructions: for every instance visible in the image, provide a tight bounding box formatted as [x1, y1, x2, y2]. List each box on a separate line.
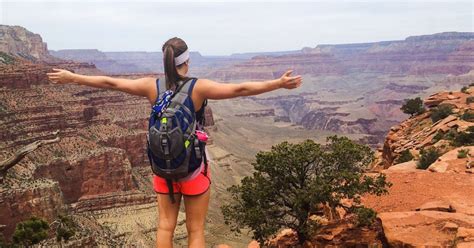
[0, 25, 55, 62]
[458, 242, 474, 248]
[247, 241, 260, 248]
[378, 211, 474, 247]
[211, 33, 474, 81]
[415, 201, 456, 212]
[428, 146, 474, 173]
[0, 180, 65, 239]
[386, 160, 417, 172]
[442, 222, 459, 231]
[457, 227, 474, 242]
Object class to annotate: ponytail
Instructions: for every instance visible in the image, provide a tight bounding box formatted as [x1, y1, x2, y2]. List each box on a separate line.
[162, 37, 188, 90]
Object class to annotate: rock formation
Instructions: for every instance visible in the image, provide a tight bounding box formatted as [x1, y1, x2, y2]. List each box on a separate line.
[361, 86, 474, 247]
[203, 32, 474, 148]
[380, 86, 474, 169]
[208, 32, 474, 81]
[0, 25, 56, 62]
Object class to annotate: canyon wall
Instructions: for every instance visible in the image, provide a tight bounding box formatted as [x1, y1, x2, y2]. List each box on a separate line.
[204, 32, 474, 147]
[0, 25, 221, 242]
[209, 32, 474, 80]
[0, 25, 57, 62]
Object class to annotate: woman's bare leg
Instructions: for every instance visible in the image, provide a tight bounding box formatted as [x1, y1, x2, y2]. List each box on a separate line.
[183, 189, 210, 248]
[156, 194, 182, 248]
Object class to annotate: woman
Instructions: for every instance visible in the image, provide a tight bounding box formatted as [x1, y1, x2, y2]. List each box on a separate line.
[47, 37, 302, 248]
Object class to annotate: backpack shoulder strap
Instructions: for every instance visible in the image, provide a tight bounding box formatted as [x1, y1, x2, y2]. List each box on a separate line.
[180, 77, 198, 95]
[171, 78, 197, 104]
[156, 78, 168, 102]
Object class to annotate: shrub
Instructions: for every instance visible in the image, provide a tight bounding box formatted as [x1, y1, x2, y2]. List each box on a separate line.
[431, 131, 444, 144]
[430, 104, 453, 123]
[395, 149, 414, 164]
[12, 216, 49, 246]
[444, 128, 458, 141]
[457, 149, 470, 159]
[452, 129, 474, 147]
[467, 97, 474, 104]
[53, 215, 76, 243]
[0, 233, 9, 247]
[417, 147, 440, 169]
[222, 136, 391, 244]
[0, 52, 15, 65]
[461, 86, 469, 94]
[400, 97, 425, 116]
[461, 111, 474, 122]
[354, 207, 377, 227]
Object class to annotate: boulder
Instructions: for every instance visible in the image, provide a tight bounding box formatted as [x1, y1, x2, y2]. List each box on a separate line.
[428, 146, 474, 173]
[379, 211, 474, 247]
[386, 160, 418, 172]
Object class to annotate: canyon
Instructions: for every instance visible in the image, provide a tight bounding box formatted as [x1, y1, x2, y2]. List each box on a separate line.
[0, 24, 473, 247]
[50, 31, 474, 148]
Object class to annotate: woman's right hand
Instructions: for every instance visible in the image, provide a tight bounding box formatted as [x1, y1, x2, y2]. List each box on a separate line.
[47, 68, 76, 84]
[278, 70, 302, 89]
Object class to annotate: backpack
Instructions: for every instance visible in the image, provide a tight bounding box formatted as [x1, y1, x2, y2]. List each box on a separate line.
[147, 77, 208, 203]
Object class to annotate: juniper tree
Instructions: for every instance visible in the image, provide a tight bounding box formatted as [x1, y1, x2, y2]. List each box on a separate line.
[12, 216, 49, 246]
[400, 97, 425, 116]
[221, 136, 391, 244]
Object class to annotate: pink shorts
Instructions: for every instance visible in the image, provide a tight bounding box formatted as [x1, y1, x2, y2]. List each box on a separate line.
[153, 164, 211, 196]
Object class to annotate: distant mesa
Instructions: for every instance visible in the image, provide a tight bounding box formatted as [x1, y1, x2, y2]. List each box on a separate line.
[208, 31, 474, 81]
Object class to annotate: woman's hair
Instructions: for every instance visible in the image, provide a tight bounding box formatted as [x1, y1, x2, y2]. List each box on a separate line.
[162, 37, 188, 90]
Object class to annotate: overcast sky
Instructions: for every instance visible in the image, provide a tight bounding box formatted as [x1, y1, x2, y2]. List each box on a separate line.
[1, 0, 472, 55]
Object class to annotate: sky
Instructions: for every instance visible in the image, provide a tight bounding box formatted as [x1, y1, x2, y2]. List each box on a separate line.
[1, 0, 472, 55]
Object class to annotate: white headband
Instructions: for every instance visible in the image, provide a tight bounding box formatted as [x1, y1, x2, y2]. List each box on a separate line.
[174, 49, 189, 66]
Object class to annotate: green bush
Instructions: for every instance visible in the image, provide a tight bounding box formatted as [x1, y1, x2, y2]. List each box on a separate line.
[452, 129, 474, 147]
[221, 136, 391, 245]
[417, 147, 440, 169]
[461, 111, 474, 122]
[457, 149, 470, 159]
[400, 97, 425, 116]
[0, 52, 15, 65]
[461, 86, 469, 94]
[444, 128, 458, 141]
[12, 216, 49, 246]
[0, 233, 9, 248]
[354, 207, 377, 227]
[432, 131, 444, 144]
[430, 104, 453, 123]
[467, 97, 474, 104]
[54, 215, 76, 243]
[395, 149, 414, 164]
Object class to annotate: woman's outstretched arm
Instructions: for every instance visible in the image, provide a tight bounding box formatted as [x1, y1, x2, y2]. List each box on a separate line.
[196, 70, 302, 100]
[47, 68, 155, 99]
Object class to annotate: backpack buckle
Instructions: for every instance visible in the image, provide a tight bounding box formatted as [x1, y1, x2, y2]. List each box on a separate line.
[161, 138, 170, 156]
[194, 138, 201, 159]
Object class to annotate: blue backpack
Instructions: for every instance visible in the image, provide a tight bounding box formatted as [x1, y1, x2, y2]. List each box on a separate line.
[147, 77, 207, 203]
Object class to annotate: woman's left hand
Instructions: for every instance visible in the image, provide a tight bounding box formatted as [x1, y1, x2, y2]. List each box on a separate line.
[47, 68, 76, 84]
